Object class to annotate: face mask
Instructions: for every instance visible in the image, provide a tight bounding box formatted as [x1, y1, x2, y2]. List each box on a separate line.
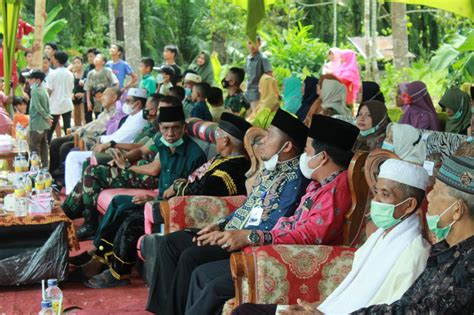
[381, 141, 395, 152]
[450, 109, 462, 120]
[156, 73, 164, 84]
[160, 136, 184, 148]
[426, 201, 458, 241]
[122, 102, 133, 115]
[185, 87, 192, 97]
[299, 152, 323, 179]
[142, 109, 151, 120]
[263, 142, 288, 171]
[360, 125, 378, 137]
[221, 79, 230, 89]
[370, 199, 409, 230]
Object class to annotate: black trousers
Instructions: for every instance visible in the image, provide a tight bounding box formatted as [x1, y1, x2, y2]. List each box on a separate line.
[146, 230, 231, 315]
[48, 111, 72, 142]
[186, 259, 234, 315]
[232, 303, 277, 315]
[49, 134, 74, 175]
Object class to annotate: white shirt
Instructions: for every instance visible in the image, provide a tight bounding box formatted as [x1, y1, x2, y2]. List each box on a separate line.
[46, 67, 74, 115]
[100, 109, 148, 144]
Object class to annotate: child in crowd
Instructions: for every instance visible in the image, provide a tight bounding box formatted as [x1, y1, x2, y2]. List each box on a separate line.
[139, 57, 156, 97]
[25, 70, 52, 167]
[207, 87, 228, 122]
[191, 82, 212, 121]
[157, 65, 174, 95]
[12, 96, 29, 137]
[222, 67, 250, 117]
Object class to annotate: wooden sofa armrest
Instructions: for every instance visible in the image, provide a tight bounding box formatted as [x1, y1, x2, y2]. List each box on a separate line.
[230, 252, 257, 306]
[73, 132, 86, 151]
[159, 200, 171, 234]
[244, 127, 267, 194]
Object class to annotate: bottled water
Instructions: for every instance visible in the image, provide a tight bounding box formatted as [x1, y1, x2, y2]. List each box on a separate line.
[24, 175, 33, 196]
[14, 175, 27, 217]
[35, 170, 45, 194]
[30, 151, 41, 173]
[42, 168, 53, 194]
[45, 279, 63, 315]
[38, 300, 55, 315]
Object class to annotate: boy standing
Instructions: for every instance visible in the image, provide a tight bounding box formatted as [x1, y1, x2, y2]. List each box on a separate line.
[191, 82, 212, 121]
[106, 44, 138, 90]
[222, 67, 250, 117]
[138, 57, 156, 97]
[26, 70, 52, 167]
[161, 45, 182, 85]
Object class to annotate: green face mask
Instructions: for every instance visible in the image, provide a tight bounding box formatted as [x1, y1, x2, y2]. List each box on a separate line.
[426, 201, 458, 241]
[370, 199, 409, 230]
[160, 136, 184, 148]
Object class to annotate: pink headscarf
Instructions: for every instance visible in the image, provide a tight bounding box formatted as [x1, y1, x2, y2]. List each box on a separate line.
[322, 47, 343, 75]
[332, 49, 361, 104]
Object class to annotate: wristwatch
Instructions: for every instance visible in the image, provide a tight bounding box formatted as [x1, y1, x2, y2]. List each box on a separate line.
[109, 140, 117, 148]
[247, 230, 261, 246]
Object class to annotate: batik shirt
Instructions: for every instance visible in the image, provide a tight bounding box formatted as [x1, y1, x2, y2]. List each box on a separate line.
[223, 157, 308, 231]
[353, 235, 474, 315]
[258, 170, 351, 245]
[173, 155, 250, 197]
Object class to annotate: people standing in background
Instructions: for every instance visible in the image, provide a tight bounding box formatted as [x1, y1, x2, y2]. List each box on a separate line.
[84, 54, 120, 120]
[82, 48, 100, 123]
[19, 51, 35, 106]
[161, 45, 182, 85]
[106, 44, 138, 90]
[331, 49, 361, 105]
[41, 55, 51, 87]
[12, 96, 29, 137]
[189, 50, 214, 85]
[72, 56, 85, 127]
[46, 51, 74, 142]
[43, 42, 58, 69]
[222, 67, 250, 117]
[138, 57, 156, 97]
[244, 36, 272, 117]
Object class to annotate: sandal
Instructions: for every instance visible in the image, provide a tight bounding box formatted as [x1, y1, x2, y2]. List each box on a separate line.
[83, 269, 130, 289]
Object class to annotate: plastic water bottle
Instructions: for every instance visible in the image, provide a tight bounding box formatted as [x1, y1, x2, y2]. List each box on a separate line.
[42, 168, 53, 194]
[38, 300, 56, 315]
[14, 175, 27, 217]
[45, 279, 63, 315]
[30, 151, 41, 173]
[35, 170, 45, 194]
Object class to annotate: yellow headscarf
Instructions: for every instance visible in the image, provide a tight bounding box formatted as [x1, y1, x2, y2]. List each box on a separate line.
[248, 74, 280, 128]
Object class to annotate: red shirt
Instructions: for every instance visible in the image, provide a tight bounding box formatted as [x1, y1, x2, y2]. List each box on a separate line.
[266, 170, 351, 246]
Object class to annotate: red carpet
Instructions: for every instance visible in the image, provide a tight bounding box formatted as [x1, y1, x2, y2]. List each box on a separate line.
[0, 220, 152, 314]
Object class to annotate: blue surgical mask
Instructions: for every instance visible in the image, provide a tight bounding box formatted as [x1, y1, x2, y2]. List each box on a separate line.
[160, 136, 184, 148]
[381, 141, 395, 152]
[185, 88, 192, 98]
[370, 199, 409, 230]
[360, 125, 378, 137]
[450, 109, 462, 120]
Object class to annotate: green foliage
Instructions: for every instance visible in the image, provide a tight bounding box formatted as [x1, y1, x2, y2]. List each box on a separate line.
[261, 22, 329, 84]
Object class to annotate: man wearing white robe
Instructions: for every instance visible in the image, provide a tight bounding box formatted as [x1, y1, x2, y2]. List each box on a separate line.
[317, 159, 431, 314]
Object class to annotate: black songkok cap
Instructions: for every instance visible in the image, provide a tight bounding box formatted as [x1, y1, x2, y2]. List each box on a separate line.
[309, 115, 359, 151]
[219, 112, 252, 141]
[271, 109, 308, 150]
[159, 106, 185, 123]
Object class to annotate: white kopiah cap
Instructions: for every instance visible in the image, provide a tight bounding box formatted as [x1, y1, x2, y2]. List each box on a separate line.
[128, 88, 148, 99]
[184, 73, 202, 83]
[378, 158, 429, 191]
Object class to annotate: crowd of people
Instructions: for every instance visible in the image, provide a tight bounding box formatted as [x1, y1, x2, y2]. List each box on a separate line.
[0, 26, 473, 315]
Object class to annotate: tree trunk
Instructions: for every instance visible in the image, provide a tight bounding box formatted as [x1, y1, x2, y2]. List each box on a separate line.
[32, 0, 46, 69]
[115, 0, 124, 43]
[108, 0, 117, 44]
[364, 0, 372, 79]
[123, 0, 141, 72]
[391, 2, 409, 69]
[370, 0, 379, 81]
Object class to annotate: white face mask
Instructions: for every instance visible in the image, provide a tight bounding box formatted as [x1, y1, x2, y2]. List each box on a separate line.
[299, 152, 323, 179]
[122, 102, 133, 115]
[263, 142, 288, 171]
[156, 73, 164, 84]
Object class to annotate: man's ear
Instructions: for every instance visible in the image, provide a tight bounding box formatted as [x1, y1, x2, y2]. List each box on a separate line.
[282, 141, 293, 153]
[404, 197, 418, 215]
[452, 200, 465, 221]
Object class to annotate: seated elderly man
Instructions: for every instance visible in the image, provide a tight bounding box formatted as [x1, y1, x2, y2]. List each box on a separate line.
[144, 108, 310, 314]
[351, 155, 473, 314]
[185, 115, 360, 315]
[233, 158, 432, 315]
[64, 87, 149, 193]
[70, 113, 253, 285]
[62, 95, 180, 240]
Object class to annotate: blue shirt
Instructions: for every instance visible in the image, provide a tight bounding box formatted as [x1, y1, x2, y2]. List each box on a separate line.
[224, 157, 308, 231]
[190, 100, 213, 121]
[106, 59, 133, 88]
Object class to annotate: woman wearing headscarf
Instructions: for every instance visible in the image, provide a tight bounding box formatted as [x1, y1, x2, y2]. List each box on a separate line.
[189, 50, 214, 85]
[398, 81, 440, 131]
[320, 79, 351, 117]
[439, 87, 472, 135]
[354, 100, 390, 151]
[332, 49, 361, 105]
[296, 76, 319, 120]
[322, 47, 343, 75]
[382, 123, 427, 165]
[358, 81, 385, 103]
[281, 74, 302, 114]
[247, 74, 280, 128]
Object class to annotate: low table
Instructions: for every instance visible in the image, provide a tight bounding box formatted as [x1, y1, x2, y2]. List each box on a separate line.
[0, 207, 79, 285]
[0, 149, 19, 171]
